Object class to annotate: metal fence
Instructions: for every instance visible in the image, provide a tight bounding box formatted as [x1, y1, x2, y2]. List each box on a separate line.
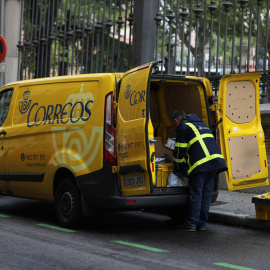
[18, 0, 134, 80]
[154, 0, 270, 99]
[18, 0, 270, 99]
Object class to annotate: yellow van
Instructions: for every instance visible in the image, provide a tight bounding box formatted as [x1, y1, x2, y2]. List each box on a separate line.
[0, 61, 268, 227]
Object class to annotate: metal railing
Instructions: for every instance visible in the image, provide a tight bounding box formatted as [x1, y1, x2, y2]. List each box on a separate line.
[17, 0, 270, 100]
[18, 0, 134, 79]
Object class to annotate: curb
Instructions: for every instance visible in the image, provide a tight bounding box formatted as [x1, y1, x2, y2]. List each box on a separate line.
[209, 210, 270, 231]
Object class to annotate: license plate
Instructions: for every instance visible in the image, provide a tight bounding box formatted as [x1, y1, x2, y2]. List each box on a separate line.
[124, 175, 145, 187]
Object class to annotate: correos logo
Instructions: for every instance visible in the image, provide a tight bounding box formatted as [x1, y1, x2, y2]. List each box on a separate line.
[19, 90, 32, 114]
[20, 85, 94, 127]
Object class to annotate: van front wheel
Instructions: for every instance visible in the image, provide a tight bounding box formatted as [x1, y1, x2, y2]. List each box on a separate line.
[55, 179, 81, 228]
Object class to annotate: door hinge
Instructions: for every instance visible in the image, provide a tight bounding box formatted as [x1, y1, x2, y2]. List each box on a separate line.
[209, 104, 218, 111]
[209, 104, 221, 111]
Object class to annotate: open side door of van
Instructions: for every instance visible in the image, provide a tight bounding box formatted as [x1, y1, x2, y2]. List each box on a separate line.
[218, 73, 269, 191]
[116, 62, 156, 196]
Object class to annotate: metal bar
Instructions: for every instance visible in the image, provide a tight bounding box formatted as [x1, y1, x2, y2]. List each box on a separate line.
[75, 0, 82, 74]
[201, 0, 207, 76]
[187, 1, 192, 76]
[105, 0, 112, 72]
[127, 1, 133, 70]
[173, 0, 179, 74]
[48, 0, 56, 77]
[161, 0, 166, 74]
[40, 0, 47, 78]
[166, 0, 175, 74]
[255, 0, 263, 71]
[90, 0, 96, 73]
[57, 0, 64, 75]
[66, 0, 73, 74]
[95, 0, 102, 73]
[116, 0, 123, 71]
[111, 0, 116, 72]
[101, 0, 107, 72]
[180, 1, 188, 75]
[29, 0, 35, 79]
[85, 0, 92, 74]
[44, 0, 51, 77]
[194, 2, 202, 77]
[61, 0, 68, 75]
[264, 0, 269, 70]
[247, 0, 253, 72]
[223, 1, 232, 75]
[231, 0, 236, 74]
[120, 0, 128, 72]
[36, 0, 43, 78]
[53, 0, 60, 76]
[71, 0, 78, 75]
[239, 0, 248, 74]
[216, 0, 221, 74]
[80, 0, 87, 73]
[208, 1, 217, 77]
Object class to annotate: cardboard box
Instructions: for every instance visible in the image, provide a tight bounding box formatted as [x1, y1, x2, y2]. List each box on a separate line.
[154, 137, 173, 157]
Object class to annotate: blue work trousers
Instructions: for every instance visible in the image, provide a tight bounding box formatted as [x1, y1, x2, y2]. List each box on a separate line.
[185, 170, 217, 229]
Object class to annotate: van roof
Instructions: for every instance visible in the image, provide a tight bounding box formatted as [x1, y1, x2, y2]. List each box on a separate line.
[1, 73, 124, 88]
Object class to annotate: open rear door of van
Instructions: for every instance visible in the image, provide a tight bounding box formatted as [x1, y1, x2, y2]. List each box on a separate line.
[218, 73, 269, 191]
[116, 62, 156, 196]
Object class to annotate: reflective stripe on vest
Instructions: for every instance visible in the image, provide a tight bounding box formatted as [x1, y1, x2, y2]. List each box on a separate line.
[185, 122, 223, 175]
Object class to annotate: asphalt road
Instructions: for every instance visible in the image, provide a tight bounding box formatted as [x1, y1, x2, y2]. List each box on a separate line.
[0, 196, 269, 270]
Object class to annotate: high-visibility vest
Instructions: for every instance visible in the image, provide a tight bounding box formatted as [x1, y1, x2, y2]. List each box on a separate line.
[173, 116, 227, 178]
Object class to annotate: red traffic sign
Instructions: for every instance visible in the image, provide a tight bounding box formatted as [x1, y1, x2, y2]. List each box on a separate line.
[0, 35, 7, 63]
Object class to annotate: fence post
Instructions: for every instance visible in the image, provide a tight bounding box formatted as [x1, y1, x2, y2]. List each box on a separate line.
[132, 0, 158, 67]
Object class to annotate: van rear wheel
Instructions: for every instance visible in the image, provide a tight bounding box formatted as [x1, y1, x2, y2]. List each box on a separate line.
[55, 179, 81, 228]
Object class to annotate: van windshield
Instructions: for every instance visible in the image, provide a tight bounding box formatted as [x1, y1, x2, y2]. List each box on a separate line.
[0, 89, 13, 126]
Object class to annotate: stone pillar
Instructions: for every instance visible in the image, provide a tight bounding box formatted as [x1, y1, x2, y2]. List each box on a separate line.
[4, 0, 21, 84]
[132, 0, 159, 67]
[0, 0, 5, 87]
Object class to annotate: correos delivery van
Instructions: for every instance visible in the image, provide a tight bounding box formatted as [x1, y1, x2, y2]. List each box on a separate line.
[0, 62, 268, 227]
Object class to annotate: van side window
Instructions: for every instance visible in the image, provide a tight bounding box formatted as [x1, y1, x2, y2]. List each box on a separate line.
[0, 89, 13, 126]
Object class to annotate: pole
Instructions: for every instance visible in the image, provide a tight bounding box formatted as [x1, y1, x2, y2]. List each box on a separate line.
[0, 0, 5, 88]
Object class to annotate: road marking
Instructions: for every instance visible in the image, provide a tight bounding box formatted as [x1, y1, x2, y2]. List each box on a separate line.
[213, 262, 257, 270]
[0, 214, 11, 218]
[111, 240, 169, 253]
[36, 223, 76, 233]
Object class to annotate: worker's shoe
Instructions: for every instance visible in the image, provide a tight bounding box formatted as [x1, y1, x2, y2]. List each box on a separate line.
[179, 225, 196, 232]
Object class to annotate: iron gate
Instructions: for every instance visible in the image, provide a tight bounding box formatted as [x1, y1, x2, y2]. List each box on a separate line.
[18, 0, 270, 99]
[18, 0, 134, 80]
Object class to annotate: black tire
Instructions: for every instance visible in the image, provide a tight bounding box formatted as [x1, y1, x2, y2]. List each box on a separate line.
[55, 179, 81, 228]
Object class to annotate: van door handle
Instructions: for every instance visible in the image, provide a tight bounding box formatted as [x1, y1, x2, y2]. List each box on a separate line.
[150, 139, 157, 145]
[0, 131, 7, 136]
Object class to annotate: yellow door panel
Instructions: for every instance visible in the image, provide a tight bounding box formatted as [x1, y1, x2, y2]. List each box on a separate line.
[117, 62, 155, 196]
[218, 73, 269, 190]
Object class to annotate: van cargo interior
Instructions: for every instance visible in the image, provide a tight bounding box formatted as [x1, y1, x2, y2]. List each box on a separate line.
[150, 78, 208, 145]
[149, 77, 208, 188]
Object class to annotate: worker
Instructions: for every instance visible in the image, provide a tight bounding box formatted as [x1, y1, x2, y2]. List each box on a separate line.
[171, 110, 227, 232]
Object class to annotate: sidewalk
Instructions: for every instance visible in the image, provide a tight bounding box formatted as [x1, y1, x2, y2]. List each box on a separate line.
[209, 190, 270, 231]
